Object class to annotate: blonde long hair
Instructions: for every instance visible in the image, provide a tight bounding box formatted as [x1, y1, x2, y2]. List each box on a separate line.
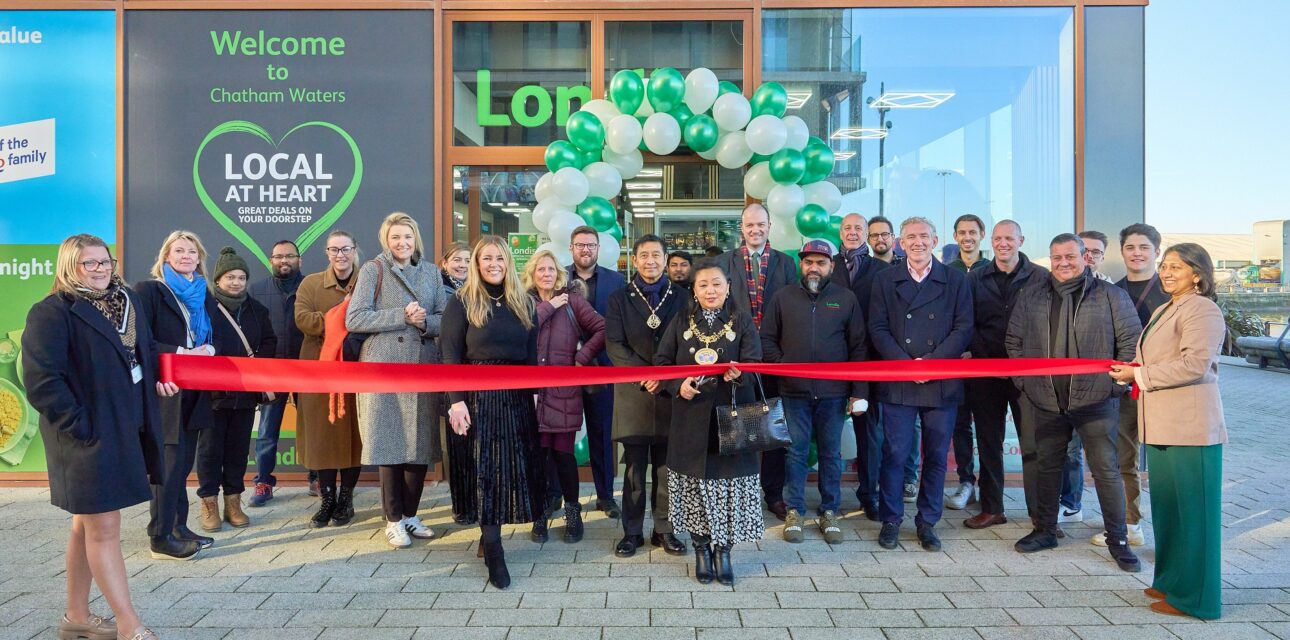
[378, 212, 424, 263]
[51, 234, 113, 295]
[459, 235, 534, 329]
[521, 249, 568, 294]
[150, 230, 208, 280]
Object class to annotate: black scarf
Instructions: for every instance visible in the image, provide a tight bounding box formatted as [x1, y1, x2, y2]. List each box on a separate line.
[214, 287, 248, 313]
[275, 270, 303, 296]
[1050, 270, 1087, 358]
[633, 273, 667, 307]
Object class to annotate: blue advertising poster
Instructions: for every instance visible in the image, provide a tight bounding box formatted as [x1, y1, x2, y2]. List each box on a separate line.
[0, 10, 116, 472]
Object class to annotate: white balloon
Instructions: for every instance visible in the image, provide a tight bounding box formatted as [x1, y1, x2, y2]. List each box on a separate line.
[697, 145, 719, 161]
[552, 244, 574, 267]
[605, 114, 643, 155]
[769, 221, 802, 252]
[745, 114, 788, 156]
[551, 166, 589, 205]
[597, 233, 621, 270]
[743, 161, 776, 200]
[547, 211, 585, 247]
[803, 180, 843, 215]
[711, 92, 752, 132]
[532, 200, 571, 233]
[714, 130, 753, 169]
[643, 113, 681, 155]
[782, 115, 810, 151]
[601, 147, 644, 179]
[683, 67, 720, 114]
[581, 99, 621, 127]
[766, 183, 805, 220]
[582, 162, 623, 200]
[534, 172, 556, 203]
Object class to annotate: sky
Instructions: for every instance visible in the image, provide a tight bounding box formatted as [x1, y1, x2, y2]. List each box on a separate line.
[1146, 1, 1290, 233]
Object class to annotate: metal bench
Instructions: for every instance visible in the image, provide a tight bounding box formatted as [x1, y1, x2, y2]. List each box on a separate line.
[1237, 319, 1290, 369]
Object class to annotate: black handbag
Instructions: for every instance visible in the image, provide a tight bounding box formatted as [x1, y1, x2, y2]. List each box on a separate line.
[716, 373, 789, 456]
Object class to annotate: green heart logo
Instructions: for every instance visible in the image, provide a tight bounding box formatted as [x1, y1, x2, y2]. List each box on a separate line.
[192, 120, 363, 269]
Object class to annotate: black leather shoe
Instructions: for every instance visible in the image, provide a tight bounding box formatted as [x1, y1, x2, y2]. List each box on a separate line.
[310, 487, 336, 529]
[916, 525, 942, 552]
[878, 522, 900, 550]
[530, 513, 549, 543]
[331, 487, 355, 526]
[453, 513, 475, 525]
[1106, 538, 1142, 573]
[174, 525, 214, 549]
[149, 534, 200, 561]
[713, 545, 734, 586]
[596, 498, 621, 519]
[692, 541, 714, 584]
[1014, 528, 1059, 553]
[860, 501, 880, 522]
[563, 503, 584, 543]
[651, 532, 686, 555]
[615, 534, 645, 557]
[767, 500, 788, 521]
[482, 541, 510, 589]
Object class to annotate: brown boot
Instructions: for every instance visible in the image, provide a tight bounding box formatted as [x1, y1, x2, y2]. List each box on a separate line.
[199, 496, 222, 532]
[224, 493, 250, 528]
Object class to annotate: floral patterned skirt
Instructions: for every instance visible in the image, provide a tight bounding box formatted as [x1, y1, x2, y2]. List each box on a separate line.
[667, 470, 765, 546]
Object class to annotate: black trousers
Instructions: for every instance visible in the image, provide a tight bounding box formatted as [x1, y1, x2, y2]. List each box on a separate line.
[965, 378, 1021, 515]
[1033, 400, 1127, 539]
[379, 464, 428, 523]
[951, 403, 976, 485]
[621, 442, 671, 535]
[760, 448, 786, 504]
[196, 408, 255, 498]
[148, 427, 199, 538]
[854, 402, 882, 505]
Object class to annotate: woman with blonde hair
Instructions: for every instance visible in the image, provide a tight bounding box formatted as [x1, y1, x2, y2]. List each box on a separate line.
[346, 212, 446, 548]
[23, 234, 176, 640]
[442, 235, 542, 589]
[523, 249, 606, 543]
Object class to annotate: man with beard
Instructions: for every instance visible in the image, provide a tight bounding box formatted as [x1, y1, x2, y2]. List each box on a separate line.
[867, 216, 904, 267]
[568, 226, 626, 519]
[247, 240, 306, 506]
[718, 203, 798, 520]
[830, 213, 889, 520]
[761, 239, 868, 544]
[667, 250, 693, 289]
[944, 213, 990, 512]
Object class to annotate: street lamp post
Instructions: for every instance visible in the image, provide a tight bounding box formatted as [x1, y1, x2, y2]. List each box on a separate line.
[867, 81, 893, 217]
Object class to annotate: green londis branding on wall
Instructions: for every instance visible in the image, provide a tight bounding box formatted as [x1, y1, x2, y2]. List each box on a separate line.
[475, 69, 592, 128]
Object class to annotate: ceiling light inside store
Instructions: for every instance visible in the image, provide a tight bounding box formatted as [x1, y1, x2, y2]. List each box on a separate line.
[870, 92, 954, 109]
[487, 202, 503, 207]
[786, 92, 812, 109]
[453, 182, 462, 190]
[831, 128, 888, 140]
[637, 168, 663, 178]
[502, 207, 529, 213]
[627, 182, 662, 190]
[634, 213, 655, 218]
[834, 151, 856, 161]
[630, 201, 656, 207]
[632, 206, 656, 212]
[628, 192, 660, 200]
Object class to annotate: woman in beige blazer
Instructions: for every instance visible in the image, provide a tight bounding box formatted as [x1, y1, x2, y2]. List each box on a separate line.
[1110, 242, 1226, 620]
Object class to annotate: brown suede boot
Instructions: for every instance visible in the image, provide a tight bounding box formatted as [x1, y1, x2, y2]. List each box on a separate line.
[199, 495, 222, 532]
[224, 493, 250, 528]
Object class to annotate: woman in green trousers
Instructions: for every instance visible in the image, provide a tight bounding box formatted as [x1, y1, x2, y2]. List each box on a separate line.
[1110, 242, 1226, 619]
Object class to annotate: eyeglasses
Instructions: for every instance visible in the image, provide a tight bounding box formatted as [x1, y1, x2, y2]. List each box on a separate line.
[79, 259, 118, 271]
[868, 232, 892, 240]
[271, 253, 300, 260]
[573, 243, 599, 251]
[325, 246, 356, 256]
[1086, 249, 1105, 258]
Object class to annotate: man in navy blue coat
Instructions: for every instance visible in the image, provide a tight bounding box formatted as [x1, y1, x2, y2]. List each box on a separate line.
[568, 225, 626, 518]
[868, 217, 973, 552]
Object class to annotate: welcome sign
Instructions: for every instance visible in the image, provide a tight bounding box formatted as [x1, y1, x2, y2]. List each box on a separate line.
[125, 10, 434, 279]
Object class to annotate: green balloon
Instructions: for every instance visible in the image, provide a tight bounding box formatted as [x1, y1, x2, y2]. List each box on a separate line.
[574, 434, 590, 465]
[647, 67, 685, 113]
[717, 81, 741, 97]
[577, 197, 618, 232]
[607, 223, 624, 243]
[545, 140, 580, 173]
[827, 214, 845, 244]
[799, 137, 836, 184]
[750, 153, 771, 165]
[566, 111, 605, 152]
[577, 146, 601, 169]
[636, 115, 650, 152]
[768, 148, 806, 184]
[670, 103, 694, 131]
[609, 70, 645, 116]
[683, 114, 719, 152]
[795, 204, 831, 238]
[807, 441, 818, 469]
[751, 82, 788, 118]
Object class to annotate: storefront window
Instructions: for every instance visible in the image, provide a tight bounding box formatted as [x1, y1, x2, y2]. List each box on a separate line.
[762, 8, 1076, 253]
[453, 21, 591, 147]
[451, 166, 545, 244]
[604, 20, 744, 88]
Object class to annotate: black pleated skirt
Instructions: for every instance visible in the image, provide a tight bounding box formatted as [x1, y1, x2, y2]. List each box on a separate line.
[446, 421, 477, 523]
[465, 363, 545, 526]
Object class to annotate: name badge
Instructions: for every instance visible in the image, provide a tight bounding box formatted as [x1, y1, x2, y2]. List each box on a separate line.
[131, 364, 143, 384]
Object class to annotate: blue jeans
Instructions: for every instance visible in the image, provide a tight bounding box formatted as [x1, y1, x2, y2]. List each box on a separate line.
[253, 395, 288, 486]
[1060, 432, 1084, 511]
[879, 403, 956, 528]
[783, 397, 847, 514]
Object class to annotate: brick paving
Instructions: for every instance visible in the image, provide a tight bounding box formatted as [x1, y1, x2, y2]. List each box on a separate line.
[2, 360, 1288, 639]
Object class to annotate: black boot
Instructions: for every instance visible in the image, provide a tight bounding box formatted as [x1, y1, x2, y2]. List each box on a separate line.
[331, 486, 354, 526]
[530, 508, 550, 543]
[713, 544, 734, 586]
[692, 537, 714, 584]
[482, 541, 511, 589]
[149, 534, 200, 561]
[310, 486, 336, 529]
[173, 524, 214, 549]
[563, 502, 584, 543]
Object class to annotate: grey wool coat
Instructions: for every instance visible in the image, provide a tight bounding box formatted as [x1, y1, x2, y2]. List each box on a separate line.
[346, 252, 447, 466]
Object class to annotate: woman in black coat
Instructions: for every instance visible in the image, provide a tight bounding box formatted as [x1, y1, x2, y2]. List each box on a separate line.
[197, 247, 277, 532]
[438, 241, 476, 524]
[22, 234, 174, 640]
[134, 230, 238, 559]
[656, 259, 764, 586]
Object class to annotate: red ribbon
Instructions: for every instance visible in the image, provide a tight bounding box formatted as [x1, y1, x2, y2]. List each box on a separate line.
[159, 354, 1123, 394]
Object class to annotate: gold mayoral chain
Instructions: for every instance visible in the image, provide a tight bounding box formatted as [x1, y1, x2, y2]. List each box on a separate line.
[685, 315, 736, 365]
[631, 280, 673, 329]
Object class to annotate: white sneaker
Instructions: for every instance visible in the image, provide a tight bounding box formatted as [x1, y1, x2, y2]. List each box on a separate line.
[944, 482, 975, 510]
[1058, 508, 1083, 523]
[385, 521, 412, 548]
[902, 483, 919, 503]
[402, 515, 436, 539]
[1091, 523, 1145, 547]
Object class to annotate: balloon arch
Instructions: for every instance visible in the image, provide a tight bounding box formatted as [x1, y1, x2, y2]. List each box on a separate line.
[530, 66, 844, 268]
